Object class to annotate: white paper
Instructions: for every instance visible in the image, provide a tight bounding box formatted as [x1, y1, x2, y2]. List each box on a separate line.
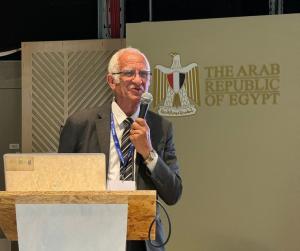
[107, 180, 136, 191]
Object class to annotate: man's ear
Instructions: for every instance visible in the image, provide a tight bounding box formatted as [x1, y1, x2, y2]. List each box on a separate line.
[107, 74, 116, 91]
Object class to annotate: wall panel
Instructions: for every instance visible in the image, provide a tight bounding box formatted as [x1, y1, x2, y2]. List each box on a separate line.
[22, 39, 125, 152]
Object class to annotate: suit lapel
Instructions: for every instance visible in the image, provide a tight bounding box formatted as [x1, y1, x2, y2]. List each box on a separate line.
[95, 102, 111, 176]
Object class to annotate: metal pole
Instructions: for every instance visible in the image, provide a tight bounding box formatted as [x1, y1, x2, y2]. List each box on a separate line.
[149, 0, 152, 21]
[269, 0, 284, 15]
[120, 0, 125, 38]
[278, 0, 283, 14]
[97, 0, 101, 38]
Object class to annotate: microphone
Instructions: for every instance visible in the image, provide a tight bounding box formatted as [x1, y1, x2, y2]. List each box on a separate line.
[138, 92, 153, 118]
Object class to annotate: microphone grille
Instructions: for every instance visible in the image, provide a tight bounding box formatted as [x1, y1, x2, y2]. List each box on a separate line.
[141, 92, 153, 105]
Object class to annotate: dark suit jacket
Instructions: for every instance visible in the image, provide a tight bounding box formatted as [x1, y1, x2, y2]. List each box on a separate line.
[58, 101, 183, 251]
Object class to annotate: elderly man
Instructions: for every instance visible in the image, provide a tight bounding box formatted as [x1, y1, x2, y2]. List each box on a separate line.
[58, 47, 182, 251]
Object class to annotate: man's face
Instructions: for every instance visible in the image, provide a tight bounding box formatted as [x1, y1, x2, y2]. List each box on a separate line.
[108, 51, 151, 106]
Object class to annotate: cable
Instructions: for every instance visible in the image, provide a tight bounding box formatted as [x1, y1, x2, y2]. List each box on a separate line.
[148, 199, 172, 248]
[0, 48, 21, 57]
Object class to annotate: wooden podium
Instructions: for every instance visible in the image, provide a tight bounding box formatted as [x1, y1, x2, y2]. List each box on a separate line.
[0, 191, 156, 250]
[1, 154, 156, 250]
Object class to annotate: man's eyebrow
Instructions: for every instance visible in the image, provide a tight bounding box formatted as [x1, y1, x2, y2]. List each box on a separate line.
[120, 68, 134, 71]
[121, 68, 150, 71]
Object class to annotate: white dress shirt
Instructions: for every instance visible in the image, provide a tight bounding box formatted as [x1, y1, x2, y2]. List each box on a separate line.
[108, 101, 157, 181]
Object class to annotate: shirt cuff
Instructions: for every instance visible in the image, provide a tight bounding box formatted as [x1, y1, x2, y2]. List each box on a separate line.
[145, 154, 158, 173]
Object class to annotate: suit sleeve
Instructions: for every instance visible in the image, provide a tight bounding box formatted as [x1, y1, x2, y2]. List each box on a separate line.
[58, 117, 79, 153]
[150, 122, 183, 205]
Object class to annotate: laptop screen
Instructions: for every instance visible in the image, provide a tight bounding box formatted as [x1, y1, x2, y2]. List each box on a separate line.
[3, 153, 106, 191]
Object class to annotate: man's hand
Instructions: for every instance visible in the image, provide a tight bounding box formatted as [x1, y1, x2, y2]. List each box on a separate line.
[130, 118, 152, 159]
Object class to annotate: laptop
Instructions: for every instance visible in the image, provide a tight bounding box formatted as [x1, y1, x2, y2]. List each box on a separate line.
[3, 153, 106, 191]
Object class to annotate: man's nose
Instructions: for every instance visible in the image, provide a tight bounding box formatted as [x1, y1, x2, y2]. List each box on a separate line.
[132, 72, 143, 83]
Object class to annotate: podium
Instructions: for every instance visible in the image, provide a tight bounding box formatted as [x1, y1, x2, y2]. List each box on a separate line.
[0, 191, 156, 251]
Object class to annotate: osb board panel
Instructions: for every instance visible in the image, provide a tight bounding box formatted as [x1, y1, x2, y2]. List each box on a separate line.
[22, 39, 125, 153]
[4, 154, 106, 191]
[0, 191, 156, 240]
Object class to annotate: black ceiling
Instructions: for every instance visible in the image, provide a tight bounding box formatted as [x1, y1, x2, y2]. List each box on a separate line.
[1, 0, 300, 59]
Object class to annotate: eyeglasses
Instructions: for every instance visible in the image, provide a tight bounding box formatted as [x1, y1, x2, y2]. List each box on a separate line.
[112, 70, 152, 80]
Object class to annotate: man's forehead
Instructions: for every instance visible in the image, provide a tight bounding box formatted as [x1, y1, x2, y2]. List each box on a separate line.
[119, 52, 148, 69]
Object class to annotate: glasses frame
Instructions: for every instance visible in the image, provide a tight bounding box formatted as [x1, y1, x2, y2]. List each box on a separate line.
[112, 70, 152, 80]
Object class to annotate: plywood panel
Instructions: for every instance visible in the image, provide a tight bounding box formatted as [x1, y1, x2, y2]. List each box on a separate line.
[0, 191, 156, 241]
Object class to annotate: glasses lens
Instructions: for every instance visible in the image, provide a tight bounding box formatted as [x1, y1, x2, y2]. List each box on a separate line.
[139, 71, 150, 79]
[119, 70, 151, 80]
[122, 70, 135, 78]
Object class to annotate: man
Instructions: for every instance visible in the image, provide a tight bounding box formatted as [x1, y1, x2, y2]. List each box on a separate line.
[58, 47, 182, 251]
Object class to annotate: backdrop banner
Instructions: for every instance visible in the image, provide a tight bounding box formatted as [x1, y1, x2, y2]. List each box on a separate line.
[127, 14, 300, 251]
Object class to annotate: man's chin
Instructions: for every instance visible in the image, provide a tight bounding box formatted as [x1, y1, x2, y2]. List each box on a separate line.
[126, 95, 141, 106]
[130, 88, 144, 96]
[131, 96, 141, 103]
[129, 91, 143, 100]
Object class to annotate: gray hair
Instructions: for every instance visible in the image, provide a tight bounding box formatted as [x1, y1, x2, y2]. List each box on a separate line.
[108, 47, 150, 82]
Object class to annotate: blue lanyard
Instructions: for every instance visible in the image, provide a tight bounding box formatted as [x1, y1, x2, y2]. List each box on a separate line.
[110, 113, 134, 166]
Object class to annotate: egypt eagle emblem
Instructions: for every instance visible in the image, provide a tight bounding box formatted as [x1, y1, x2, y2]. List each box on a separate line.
[153, 53, 200, 116]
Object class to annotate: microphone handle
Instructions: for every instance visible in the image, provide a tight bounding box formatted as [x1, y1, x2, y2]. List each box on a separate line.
[138, 103, 149, 118]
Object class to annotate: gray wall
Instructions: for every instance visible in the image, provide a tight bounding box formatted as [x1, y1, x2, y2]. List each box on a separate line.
[0, 239, 10, 250]
[0, 61, 21, 251]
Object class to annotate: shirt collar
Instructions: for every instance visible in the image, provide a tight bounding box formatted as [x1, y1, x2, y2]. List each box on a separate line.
[111, 99, 139, 127]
